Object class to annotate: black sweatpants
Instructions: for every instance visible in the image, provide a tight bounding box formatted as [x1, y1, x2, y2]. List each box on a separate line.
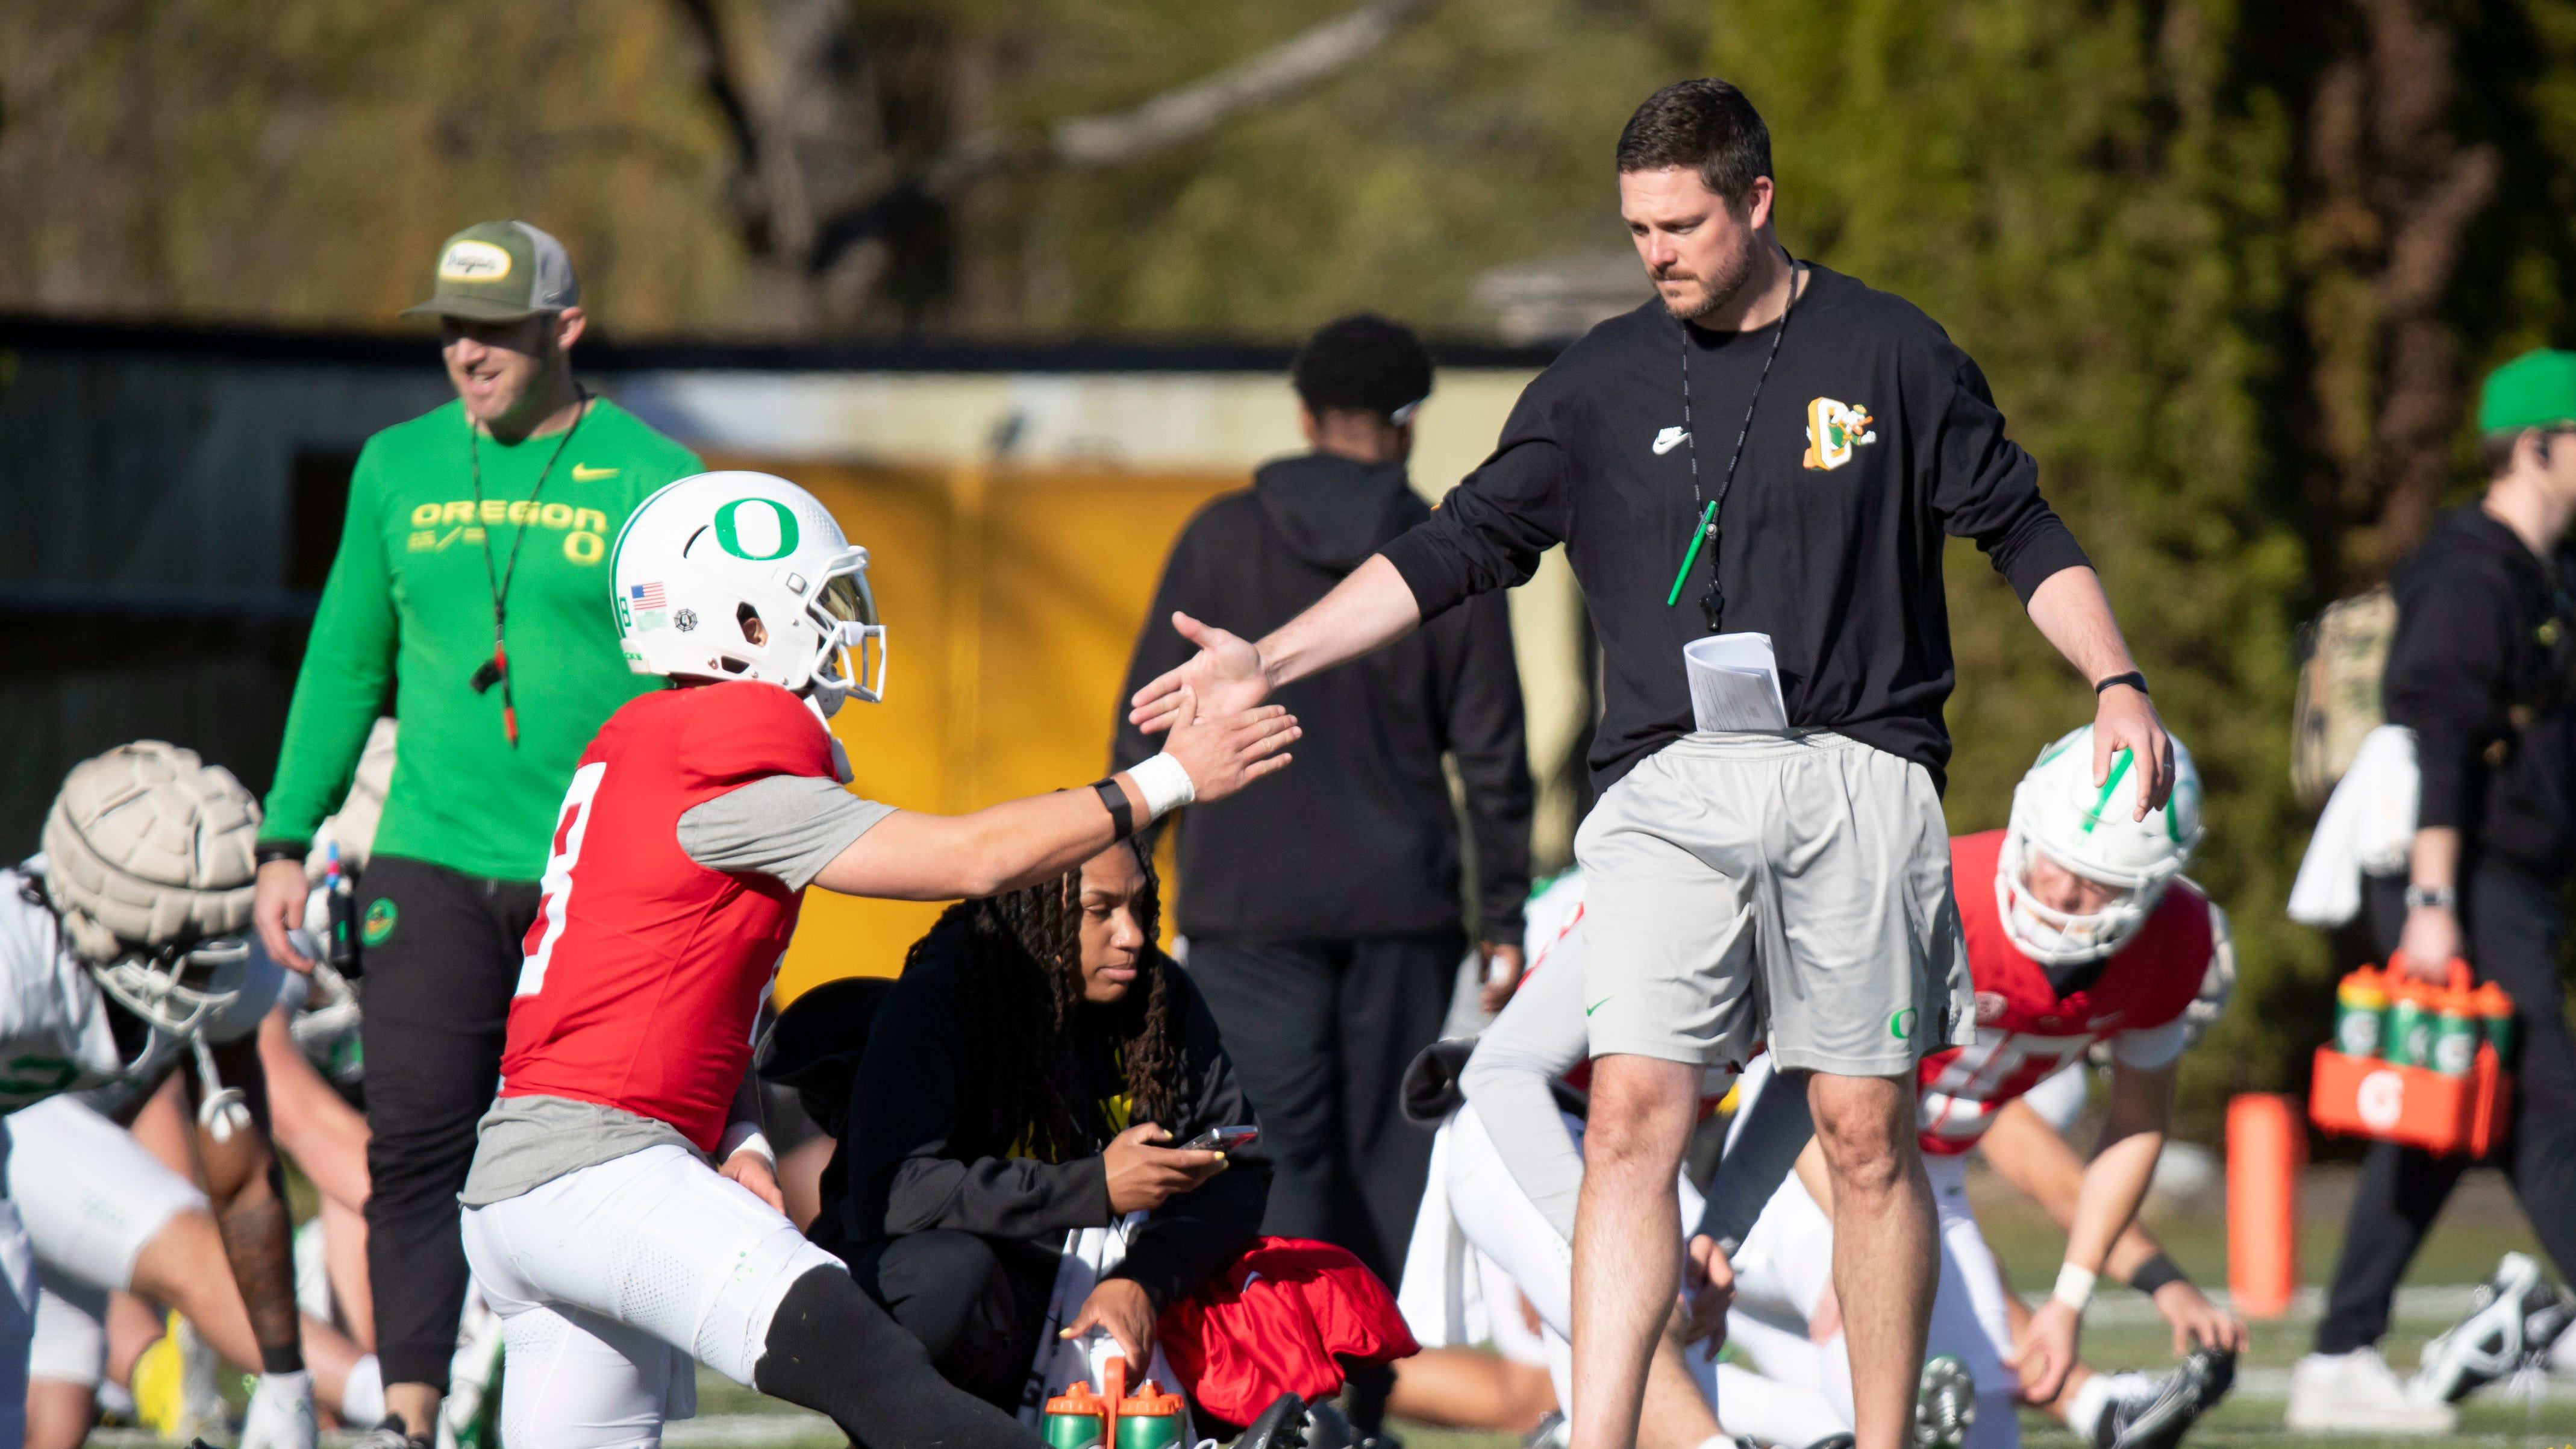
[1184, 934, 1459, 1288]
[356, 854, 541, 1389]
[2315, 863, 2576, 1354]
[852, 1231, 1061, 1410]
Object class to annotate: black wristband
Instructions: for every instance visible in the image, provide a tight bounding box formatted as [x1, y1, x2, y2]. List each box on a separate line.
[1091, 778, 1134, 841]
[260, 1342, 305, 1375]
[2127, 1251, 2190, 1297]
[254, 842, 307, 866]
[2093, 671, 2149, 696]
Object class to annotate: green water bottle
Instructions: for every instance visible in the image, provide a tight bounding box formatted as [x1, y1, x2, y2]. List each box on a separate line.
[2384, 983, 2431, 1068]
[2428, 989, 2479, 1078]
[2333, 968, 2387, 1057]
[1114, 1379, 1185, 1449]
[1044, 1383, 1107, 1449]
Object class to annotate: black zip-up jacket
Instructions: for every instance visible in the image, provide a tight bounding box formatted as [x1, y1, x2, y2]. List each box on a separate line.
[830, 916, 1266, 1311]
[1380, 268, 2090, 794]
[2385, 505, 2576, 878]
[1113, 452, 1533, 942]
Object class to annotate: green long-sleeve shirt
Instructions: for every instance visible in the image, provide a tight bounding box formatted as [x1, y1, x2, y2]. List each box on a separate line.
[260, 397, 701, 881]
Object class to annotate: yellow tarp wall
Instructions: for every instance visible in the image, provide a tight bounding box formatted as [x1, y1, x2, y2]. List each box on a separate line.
[702, 455, 1236, 1002]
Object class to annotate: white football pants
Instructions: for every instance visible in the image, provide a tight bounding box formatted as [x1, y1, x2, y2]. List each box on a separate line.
[1730, 1151, 2019, 1449]
[1442, 1103, 1849, 1448]
[461, 1145, 844, 1449]
[9, 1094, 210, 1386]
[0, 1121, 42, 1449]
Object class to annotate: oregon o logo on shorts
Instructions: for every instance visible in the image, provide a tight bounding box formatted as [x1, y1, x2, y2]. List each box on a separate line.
[711, 498, 800, 561]
[362, 898, 399, 946]
[1888, 1006, 1918, 1041]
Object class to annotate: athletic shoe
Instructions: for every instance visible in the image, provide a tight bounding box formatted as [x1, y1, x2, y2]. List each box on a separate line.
[2096, 1346, 2235, 1449]
[1915, 1353, 1977, 1449]
[2284, 1348, 2456, 1433]
[1521, 1411, 1570, 1449]
[2413, 1251, 2571, 1403]
[133, 1311, 228, 1445]
[1237, 1392, 1309, 1449]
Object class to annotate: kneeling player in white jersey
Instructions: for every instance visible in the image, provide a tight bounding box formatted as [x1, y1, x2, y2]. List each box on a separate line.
[1398, 873, 1845, 1449]
[457, 472, 1307, 1449]
[0, 743, 320, 1449]
[1727, 728, 2240, 1449]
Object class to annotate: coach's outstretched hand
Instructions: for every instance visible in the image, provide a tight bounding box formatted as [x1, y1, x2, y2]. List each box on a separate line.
[1130, 612, 1271, 736]
[1155, 683, 1298, 804]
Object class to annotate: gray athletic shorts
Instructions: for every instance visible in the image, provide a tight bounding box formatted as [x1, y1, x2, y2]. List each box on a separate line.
[1574, 730, 1971, 1077]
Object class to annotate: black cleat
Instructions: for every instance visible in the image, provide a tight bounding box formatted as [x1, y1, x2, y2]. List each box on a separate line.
[2099, 1346, 2236, 1449]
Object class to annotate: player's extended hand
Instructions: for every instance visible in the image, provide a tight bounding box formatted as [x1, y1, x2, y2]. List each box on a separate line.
[252, 858, 317, 974]
[1061, 1277, 1158, 1371]
[722, 1149, 785, 1213]
[1477, 942, 1526, 1014]
[2152, 1281, 2247, 1358]
[1680, 1233, 1735, 1348]
[1102, 1123, 1227, 1215]
[1157, 686, 1299, 805]
[2092, 683, 2174, 819]
[2010, 1298, 2083, 1404]
[1128, 613, 1271, 736]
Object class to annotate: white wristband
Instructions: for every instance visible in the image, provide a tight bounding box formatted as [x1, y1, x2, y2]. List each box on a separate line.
[2052, 1262, 2098, 1312]
[717, 1123, 775, 1168]
[1127, 752, 1197, 822]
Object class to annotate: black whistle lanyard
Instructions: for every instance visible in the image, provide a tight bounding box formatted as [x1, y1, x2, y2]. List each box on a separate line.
[466, 387, 587, 745]
[1665, 256, 1804, 633]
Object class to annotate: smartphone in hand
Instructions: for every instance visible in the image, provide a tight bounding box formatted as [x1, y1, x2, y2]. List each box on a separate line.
[1181, 1125, 1260, 1152]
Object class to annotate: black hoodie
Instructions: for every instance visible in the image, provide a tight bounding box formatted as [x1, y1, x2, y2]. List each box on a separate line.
[2386, 505, 2576, 877]
[1113, 452, 1533, 942]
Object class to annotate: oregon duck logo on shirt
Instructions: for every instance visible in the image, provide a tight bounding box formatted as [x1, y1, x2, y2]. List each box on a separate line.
[1802, 397, 1878, 471]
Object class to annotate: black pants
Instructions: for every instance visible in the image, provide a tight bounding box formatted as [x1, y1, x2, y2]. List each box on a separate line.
[2315, 863, 2576, 1353]
[1184, 934, 1458, 1288]
[357, 854, 540, 1389]
[852, 1231, 1061, 1410]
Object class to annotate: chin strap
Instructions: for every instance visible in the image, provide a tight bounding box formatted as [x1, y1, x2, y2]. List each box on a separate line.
[192, 1035, 252, 1142]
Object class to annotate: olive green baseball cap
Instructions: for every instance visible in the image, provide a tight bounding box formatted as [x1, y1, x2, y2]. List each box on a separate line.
[2477, 349, 2576, 433]
[401, 220, 580, 321]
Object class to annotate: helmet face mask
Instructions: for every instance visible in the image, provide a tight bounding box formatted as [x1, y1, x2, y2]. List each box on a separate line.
[612, 474, 889, 714]
[89, 937, 249, 1040]
[1995, 725, 2203, 966]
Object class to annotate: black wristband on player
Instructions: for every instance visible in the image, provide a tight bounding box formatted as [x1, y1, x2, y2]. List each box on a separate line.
[2127, 1251, 2190, 1296]
[1090, 778, 1134, 841]
[254, 842, 307, 866]
[2093, 671, 2149, 696]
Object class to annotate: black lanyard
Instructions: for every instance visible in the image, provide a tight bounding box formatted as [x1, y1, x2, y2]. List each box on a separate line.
[465, 387, 587, 745]
[1667, 257, 1804, 633]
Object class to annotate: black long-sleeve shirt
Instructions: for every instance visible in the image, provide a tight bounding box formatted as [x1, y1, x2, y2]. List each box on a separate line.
[1380, 269, 2090, 793]
[1114, 452, 1533, 941]
[2385, 505, 2576, 877]
[833, 915, 1267, 1310]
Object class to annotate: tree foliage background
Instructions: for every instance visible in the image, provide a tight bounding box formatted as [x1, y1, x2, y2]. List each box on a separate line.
[11, 0, 2576, 1129]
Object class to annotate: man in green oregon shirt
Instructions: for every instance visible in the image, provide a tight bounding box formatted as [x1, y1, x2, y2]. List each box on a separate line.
[248, 221, 701, 1449]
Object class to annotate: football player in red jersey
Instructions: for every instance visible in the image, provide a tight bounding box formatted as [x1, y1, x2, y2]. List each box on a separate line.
[1719, 726, 2242, 1449]
[453, 472, 1307, 1449]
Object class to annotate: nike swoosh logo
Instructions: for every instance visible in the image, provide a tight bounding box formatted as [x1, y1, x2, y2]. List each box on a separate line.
[1586, 997, 1612, 1016]
[1653, 427, 1689, 456]
[570, 464, 620, 481]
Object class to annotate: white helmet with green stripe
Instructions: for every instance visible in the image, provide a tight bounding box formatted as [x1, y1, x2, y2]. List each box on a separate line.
[1996, 724, 2203, 965]
[610, 471, 886, 715]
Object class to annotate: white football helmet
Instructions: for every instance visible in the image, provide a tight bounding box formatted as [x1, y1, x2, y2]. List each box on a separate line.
[1996, 724, 2204, 966]
[39, 740, 264, 1037]
[609, 472, 886, 715]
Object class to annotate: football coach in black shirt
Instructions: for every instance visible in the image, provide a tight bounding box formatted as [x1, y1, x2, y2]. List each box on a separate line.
[1130, 80, 2173, 1449]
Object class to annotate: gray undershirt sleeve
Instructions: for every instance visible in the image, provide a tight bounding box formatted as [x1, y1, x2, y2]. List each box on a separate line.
[1457, 950, 1594, 1242]
[677, 774, 897, 890]
[1697, 1060, 1815, 1250]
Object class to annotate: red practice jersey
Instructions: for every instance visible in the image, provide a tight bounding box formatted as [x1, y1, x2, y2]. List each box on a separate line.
[501, 681, 837, 1151]
[1915, 830, 2215, 1155]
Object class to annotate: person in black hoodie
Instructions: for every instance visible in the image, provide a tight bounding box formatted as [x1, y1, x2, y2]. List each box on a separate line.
[1111, 316, 1532, 1436]
[825, 840, 1268, 1413]
[2287, 349, 2576, 1432]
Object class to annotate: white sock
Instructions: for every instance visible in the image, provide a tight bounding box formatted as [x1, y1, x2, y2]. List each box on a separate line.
[340, 1353, 386, 1424]
[2066, 1374, 2119, 1443]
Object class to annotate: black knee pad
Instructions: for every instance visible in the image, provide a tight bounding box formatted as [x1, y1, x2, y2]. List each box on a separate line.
[755, 1266, 1042, 1449]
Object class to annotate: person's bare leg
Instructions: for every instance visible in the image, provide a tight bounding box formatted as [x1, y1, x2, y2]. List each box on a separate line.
[1387, 1347, 1558, 1432]
[321, 1197, 375, 1350]
[105, 1292, 161, 1385]
[1808, 1072, 1935, 1449]
[1638, 1331, 1722, 1449]
[1570, 1054, 1698, 1449]
[129, 1212, 261, 1369]
[25, 1379, 96, 1449]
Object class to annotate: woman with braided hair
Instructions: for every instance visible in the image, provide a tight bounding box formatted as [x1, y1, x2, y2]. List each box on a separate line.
[825, 840, 1268, 1411]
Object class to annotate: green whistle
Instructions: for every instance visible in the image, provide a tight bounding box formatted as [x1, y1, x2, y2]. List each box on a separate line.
[1668, 501, 1718, 607]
